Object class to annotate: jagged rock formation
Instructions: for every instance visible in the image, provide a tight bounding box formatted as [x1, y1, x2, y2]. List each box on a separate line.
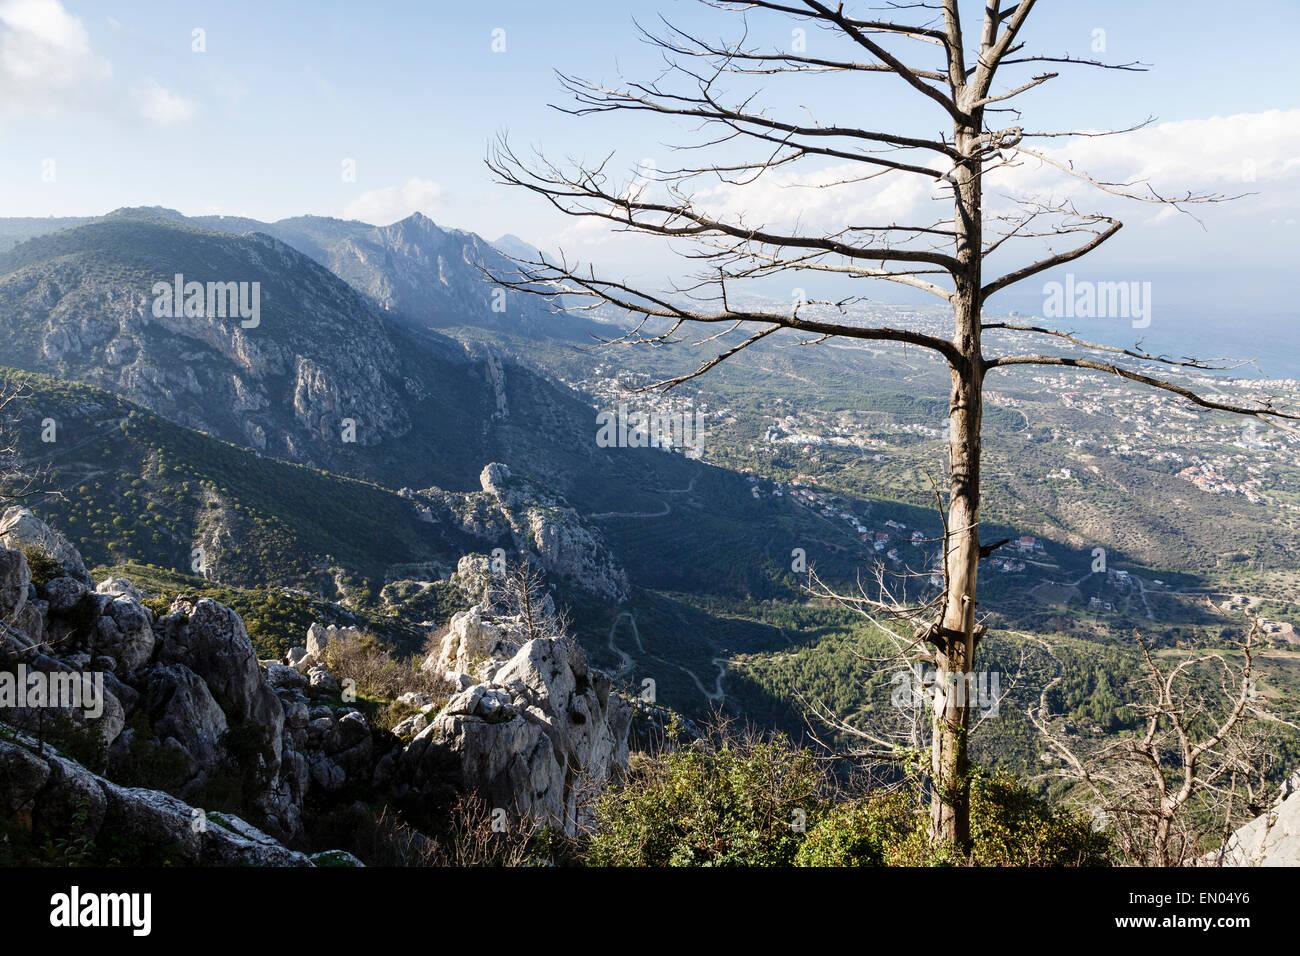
[303, 622, 366, 661]
[400, 602, 631, 835]
[415, 463, 629, 601]
[0, 516, 360, 864]
[0, 732, 359, 866]
[425, 605, 523, 683]
[0, 513, 630, 861]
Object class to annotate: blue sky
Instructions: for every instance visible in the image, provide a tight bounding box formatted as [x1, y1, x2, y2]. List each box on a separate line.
[2, 0, 1298, 353]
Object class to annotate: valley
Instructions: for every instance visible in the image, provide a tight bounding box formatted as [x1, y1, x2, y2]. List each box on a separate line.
[2, 206, 1298, 799]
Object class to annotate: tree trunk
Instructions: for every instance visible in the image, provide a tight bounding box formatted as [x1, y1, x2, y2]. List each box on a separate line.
[930, 115, 985, 849]
[931, 350, 983, 848]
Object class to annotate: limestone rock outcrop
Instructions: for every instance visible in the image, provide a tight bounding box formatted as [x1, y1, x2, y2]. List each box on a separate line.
[424, 605, 522, 682]
[415, 464, 629, 602]
[0, 513, 630, 862]
[401, 609, 630, 835]
[0, 506, 90, 583]
[0, 733, 345, 866]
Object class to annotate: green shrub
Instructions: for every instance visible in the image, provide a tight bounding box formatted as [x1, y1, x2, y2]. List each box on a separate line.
[585, 722, 826, 867]
[965, 772, 1114, 866]
[21, 547, 63, 589]
[795, 772, 1114, 867]
[322, 631, 452, 704]
[793, 791, 918, 867]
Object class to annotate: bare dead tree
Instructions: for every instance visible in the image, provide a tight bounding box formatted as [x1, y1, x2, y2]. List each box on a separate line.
[1028, 622, 1294, 866]
[489, 559, 569, 643]
[486, 0, 1299, 848]
[800, 555, 1030, 818]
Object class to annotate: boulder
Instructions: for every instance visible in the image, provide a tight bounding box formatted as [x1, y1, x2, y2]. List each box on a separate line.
[7, 600, 44, 654]
[400, 633, 629, 835]
[391, 712, 429, 738]
[94, 597, 155, 671]
[308, 849, 365, 867]
[100, 782, 313, 866]
[308, 666, 340, 695]
[283, 699, 310, 731]
[324, 711, 373, 779]
[44, 575, 89, 615]
[157, 598, 283, 772]
[305, 623, 366, 661]
[267, 662, 308, 692]
[309, 753, 345, 791]
[87, 676, 126, 749]
[403, 704, 563, 823]
[142, 664, 229, 773]
[0, 666, 124, 751]
[34, 753, 108, 839]
[95, 577, 148, 604]
[0, 733, 332, 865]
[0, 739, 51, 814]
[0, 508, 89, 583]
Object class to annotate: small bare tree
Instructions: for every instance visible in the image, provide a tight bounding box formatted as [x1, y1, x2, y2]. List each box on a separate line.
[1029, 622, 1292, 866]
[490, 560, 568, 642]
[0, 375, 53, 509]
[488, 0, 1299, 847]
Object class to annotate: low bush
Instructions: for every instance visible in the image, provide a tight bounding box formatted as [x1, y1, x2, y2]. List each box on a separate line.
[795, 772, 1114, 867]
[584, 721, 827, 867]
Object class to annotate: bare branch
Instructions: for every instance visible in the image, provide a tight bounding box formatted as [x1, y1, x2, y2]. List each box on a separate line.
[984, 355, 1300, 422]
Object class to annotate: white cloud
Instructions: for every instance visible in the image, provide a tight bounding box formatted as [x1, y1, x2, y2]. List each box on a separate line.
[0, 0, 111, 114]
[694, 160, 943, 233]
[998, 110, 1300, 224]
[132, 78, 197, 125]
[0, 0, 203, 126]
[1036, 110, 1300, 189]
[631, 110, 1300, 238]
[548, 215, 621, 249]
[344, 178, 444, 224]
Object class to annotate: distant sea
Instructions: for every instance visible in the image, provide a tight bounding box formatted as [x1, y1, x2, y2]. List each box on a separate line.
[1042, 313, 1300, 381]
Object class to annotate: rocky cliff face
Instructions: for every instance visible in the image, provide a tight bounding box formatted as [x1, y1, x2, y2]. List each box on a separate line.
[0, 215, 430, 464]
[0, 208, 695, 516]
[412, 463, 629, 602]
[189, 210, 602, 344]
[0, 510, 629, 861]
